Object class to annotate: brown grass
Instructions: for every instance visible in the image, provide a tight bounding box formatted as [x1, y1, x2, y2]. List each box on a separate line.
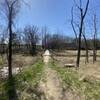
[0, 54, 39, 68]
[53, 50, 100, 80]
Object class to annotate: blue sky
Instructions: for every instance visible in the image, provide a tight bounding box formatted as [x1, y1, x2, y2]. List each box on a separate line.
[17, 0, 100, 37]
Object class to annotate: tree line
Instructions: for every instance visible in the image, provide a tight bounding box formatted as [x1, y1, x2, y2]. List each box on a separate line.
[0, 27, 100, 55]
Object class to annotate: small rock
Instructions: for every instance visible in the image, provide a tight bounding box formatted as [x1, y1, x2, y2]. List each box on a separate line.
[64, 64, 75, 67]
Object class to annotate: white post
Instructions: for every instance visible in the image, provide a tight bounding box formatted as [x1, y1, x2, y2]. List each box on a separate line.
[43, 50, 51, 64]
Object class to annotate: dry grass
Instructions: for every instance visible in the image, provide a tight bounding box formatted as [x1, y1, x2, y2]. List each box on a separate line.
[53, 50, 100, 56]
[0, 54, 39, 69]
[12, 54, 38, 68]
[53, 50, 100, 80]
[51, 50, 100, 100]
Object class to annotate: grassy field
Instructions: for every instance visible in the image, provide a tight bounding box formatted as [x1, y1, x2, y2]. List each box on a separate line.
[49, 59, 100, 100]
[0, 55, 44, 100]
[49, 50, 100, 100]
[52, 50, 100, 77]
[0, 50, 100, 100]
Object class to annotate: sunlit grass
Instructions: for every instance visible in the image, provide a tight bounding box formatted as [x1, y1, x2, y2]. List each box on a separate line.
[0, 58, 44, 100]
[50, 61, 100, 100]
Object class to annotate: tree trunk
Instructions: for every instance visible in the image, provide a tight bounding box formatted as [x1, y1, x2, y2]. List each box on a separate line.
[31, 44, 36, 56]
[8, 11, 14, 100]
[8, 17, 13, 79]
[83, 34, 89, 63]
[76, 33, 81, 67]
[93, 14, 97, 63]
[93, 34, 96, 63]
[76, 18, 83, 67]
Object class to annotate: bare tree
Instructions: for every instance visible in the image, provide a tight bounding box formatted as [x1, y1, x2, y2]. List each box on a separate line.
[23, 25, 39, 55]
[41, 26, 49, 50]
[93, 14, 97, 63]
[47, 34, 66, 50]
[71, 2, 89, 64]
[0, 0, 21, 99]
[72, 0, 89, 67]
[0, 0, 21, 78]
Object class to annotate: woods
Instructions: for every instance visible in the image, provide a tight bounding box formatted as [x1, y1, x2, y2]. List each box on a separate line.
[0, 0, 100, 100]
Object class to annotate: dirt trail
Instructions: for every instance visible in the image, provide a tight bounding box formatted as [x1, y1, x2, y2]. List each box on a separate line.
[39, 65, 63, 100]
[39, 50, 81, 100]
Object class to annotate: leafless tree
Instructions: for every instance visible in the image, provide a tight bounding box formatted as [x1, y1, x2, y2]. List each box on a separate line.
[0, 0, 21, 99]
[72, 0, 89, 67]
[71, 5, 89, 64]
[41, 26, 49, 50]
[23, 25, 39, 55]
[0, 0, 21, 78]
[93, 14, 97, 63]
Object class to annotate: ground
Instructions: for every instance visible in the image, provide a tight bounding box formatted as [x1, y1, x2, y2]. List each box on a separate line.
[52, 50, 100, 79]
[0, 50, 100, 100]
[39, 66, 63, 100]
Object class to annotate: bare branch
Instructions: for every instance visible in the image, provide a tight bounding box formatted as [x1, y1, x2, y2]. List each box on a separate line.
[71, 7, 78, 41]
[74, 0, 80, 9]
[83, 0, 89, 18]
